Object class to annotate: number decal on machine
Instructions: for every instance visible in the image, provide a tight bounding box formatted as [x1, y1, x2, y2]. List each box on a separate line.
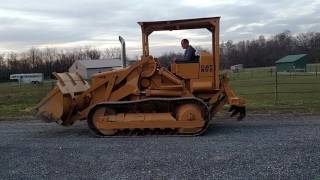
[200, 65, 213, 72]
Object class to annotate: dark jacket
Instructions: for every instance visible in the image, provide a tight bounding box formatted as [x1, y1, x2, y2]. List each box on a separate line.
[176, 45, 196, 63]
[183, 45, 196, 61]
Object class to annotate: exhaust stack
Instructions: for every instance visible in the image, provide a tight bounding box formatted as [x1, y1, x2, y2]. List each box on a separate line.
[119, 36, 126, 68]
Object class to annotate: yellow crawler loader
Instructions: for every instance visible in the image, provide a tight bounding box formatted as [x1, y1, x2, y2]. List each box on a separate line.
[36, 17, 246, 136]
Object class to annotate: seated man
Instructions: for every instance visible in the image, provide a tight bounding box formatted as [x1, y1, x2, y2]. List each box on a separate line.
[174, 39, 197, 63]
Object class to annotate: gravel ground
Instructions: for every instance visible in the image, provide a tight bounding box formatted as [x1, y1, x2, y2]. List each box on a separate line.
[0, 113, 320, 180]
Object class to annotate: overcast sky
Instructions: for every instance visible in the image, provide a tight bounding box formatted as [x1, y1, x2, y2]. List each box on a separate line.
[0, 0, 319, 58]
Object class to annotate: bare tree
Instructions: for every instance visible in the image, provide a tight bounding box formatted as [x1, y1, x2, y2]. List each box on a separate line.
[102, 47, 121, 59]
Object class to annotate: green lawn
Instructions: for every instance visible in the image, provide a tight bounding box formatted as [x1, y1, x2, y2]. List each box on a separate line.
[0, 81, 53, 119]
[229, 64, 320, 113]
[0, 65, 319, 119]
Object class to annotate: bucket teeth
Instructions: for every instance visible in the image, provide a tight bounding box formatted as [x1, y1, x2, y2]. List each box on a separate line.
[229, 105, 246, 121]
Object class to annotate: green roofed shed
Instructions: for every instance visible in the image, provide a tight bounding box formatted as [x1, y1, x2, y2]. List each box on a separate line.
[275, 54, 307, 72]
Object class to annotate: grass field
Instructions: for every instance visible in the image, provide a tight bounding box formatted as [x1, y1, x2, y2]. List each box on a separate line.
[0, 81, 53, 119]
[229, 63, 320, 113]
[0, 64, 319, 119]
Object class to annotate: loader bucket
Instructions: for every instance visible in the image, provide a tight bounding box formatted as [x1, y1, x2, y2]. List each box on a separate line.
[35, 72, 90, 126]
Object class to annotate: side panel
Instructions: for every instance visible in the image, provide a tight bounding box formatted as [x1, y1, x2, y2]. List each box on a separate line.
[190, 77, 214, 93]
[171, 63, 199, 79]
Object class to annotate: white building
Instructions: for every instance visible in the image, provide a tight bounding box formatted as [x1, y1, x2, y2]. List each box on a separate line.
[10, 73, 44, 84]
[69, 59, 123, 79]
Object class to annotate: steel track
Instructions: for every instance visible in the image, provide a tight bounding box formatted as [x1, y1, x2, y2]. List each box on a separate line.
[87, 97, 212, 137]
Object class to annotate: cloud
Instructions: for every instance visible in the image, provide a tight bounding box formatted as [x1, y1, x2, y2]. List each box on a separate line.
[0, 0, 319, 57]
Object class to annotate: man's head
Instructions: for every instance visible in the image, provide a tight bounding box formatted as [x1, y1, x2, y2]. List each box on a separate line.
[181, 39, 189, 49]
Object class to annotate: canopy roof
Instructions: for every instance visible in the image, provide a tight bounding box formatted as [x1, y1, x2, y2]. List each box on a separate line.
[138, 17, 220, 33]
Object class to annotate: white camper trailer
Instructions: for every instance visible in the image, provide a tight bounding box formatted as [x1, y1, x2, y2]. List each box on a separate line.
[230, 64, 244, 73]
[10, 73, 44, 84]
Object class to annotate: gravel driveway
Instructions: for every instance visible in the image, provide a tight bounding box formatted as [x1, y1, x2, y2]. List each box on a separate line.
[1, 114, 320, 180]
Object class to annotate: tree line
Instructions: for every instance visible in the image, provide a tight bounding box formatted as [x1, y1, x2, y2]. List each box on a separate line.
[0, 31, 319, 81]
[219, 31, 320, 69]
[0, 47, 121, 81]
